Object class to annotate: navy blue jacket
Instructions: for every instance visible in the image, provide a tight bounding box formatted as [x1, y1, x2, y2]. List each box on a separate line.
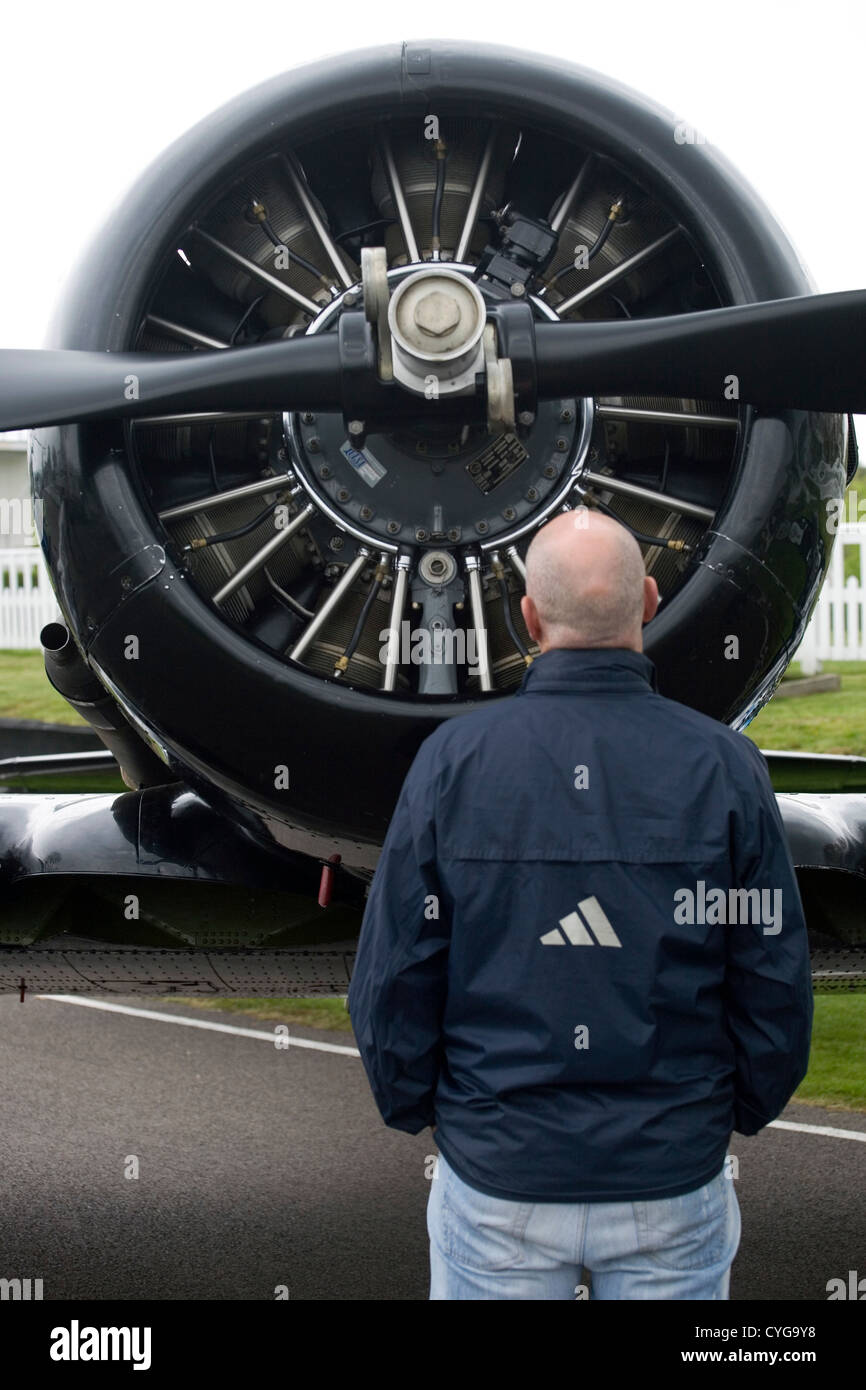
[347, 647, 813, 1202]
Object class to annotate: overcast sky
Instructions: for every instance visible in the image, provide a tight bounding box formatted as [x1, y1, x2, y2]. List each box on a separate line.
[2, 0, 863, 438]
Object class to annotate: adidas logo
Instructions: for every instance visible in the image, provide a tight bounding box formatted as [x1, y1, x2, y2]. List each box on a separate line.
[540, 896, 622, 947]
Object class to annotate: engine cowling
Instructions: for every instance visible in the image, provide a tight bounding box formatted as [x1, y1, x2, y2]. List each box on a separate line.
[31, 40, 849, 878]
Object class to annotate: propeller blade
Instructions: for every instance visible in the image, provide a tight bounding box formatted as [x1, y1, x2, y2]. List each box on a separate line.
[2, 288, 864, 434]
[534, 289, 866, 413]
[0, 334, 344, 433]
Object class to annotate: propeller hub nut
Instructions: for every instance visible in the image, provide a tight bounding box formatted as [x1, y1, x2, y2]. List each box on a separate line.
[413, 290, 461, 337]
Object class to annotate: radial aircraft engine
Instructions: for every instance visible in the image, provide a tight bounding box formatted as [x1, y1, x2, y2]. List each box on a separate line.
[0, 41, 864, 995]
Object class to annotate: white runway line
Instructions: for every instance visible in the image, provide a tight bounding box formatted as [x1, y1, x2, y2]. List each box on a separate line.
[36, 994, 361, 1057]
[768, 1118, 866, 1143]
[33, 996, 866, 1139]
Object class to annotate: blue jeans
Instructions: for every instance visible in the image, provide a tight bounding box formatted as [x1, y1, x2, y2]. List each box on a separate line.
[428, 1150, 741, 1300]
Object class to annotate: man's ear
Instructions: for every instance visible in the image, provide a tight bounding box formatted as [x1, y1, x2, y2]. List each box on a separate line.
[642, 575, 660, 625]
[521, 594, 542, 643]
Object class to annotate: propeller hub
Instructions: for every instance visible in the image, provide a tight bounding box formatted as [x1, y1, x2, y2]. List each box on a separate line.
[387, 267, 487, 394]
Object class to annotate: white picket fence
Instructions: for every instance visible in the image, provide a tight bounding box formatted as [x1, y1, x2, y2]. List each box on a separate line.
[0, 528, 865, 661]
[796, 522, 866, 671]
[0, 547, 62, 649]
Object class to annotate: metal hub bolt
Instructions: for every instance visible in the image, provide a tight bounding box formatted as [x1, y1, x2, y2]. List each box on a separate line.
[413, 290, 462, 338]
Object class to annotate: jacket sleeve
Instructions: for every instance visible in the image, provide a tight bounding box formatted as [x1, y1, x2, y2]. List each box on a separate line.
[725, 740, 814, 1136]
[347, 737, 450, 1134]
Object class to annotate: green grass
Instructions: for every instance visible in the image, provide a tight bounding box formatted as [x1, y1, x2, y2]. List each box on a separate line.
[744, 661, 866, 756]
[163, 993, 866, 1110]
[0, 651, 123, 790]
[0, 650, 88, 725]
[166, 995, 352, 1032]
[794, 995, 866, 1110]
[0, 771, 126, 793]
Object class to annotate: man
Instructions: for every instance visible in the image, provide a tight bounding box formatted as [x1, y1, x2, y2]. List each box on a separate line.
[347, 508, 812, 1300]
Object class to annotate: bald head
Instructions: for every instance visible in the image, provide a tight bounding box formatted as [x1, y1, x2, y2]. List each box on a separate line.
[520, 509, 659, 653]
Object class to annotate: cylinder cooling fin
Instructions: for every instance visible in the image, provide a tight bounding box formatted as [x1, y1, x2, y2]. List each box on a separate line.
[32, 42, 847, 865]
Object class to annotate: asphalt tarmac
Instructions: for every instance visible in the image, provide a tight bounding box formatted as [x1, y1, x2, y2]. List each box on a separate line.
[0, 993, 862, 1301]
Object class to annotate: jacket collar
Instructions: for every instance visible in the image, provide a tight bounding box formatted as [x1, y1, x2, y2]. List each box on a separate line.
[516, 645, 658, 695]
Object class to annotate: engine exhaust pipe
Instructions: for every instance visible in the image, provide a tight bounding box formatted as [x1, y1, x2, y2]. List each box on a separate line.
[40, 622, 172, 790]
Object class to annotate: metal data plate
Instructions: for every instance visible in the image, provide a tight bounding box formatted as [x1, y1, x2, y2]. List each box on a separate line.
[465, 433, 529, 495]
